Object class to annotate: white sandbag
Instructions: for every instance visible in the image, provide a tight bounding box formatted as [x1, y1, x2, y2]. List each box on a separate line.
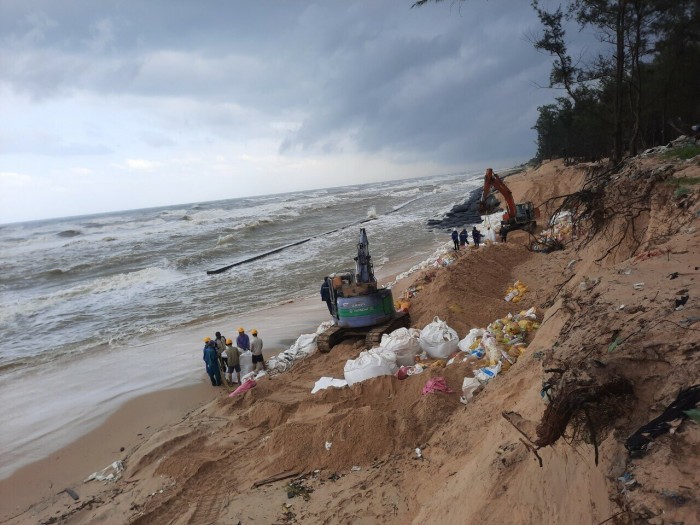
[458, 328, 485, 352]
[344, 348, 398, 386]
[239, 350, 254, 376]
[380, 327, 421, 366]
[419, 316, 459, 358]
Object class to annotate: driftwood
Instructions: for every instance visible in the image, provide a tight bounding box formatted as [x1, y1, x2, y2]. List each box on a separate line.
[252, 470, 302, 488]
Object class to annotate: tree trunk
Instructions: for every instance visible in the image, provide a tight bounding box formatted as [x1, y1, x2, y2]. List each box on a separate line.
[613, 0, 627, 163]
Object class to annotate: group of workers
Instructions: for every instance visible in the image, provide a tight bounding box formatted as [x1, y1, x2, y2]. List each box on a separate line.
[202, 327, 265, 387]
[451, 226, 483, 251]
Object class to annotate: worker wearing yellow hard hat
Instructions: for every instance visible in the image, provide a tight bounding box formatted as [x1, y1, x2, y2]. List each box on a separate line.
[250, 329, 265, 371]
[235, 327, 250, 353]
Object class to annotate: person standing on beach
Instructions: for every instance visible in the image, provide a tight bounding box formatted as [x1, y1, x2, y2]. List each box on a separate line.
[202, 338, 222, 386]
[451, 228, 459, 250]
[214, 331, 228, 370]
[224, 338, 241, 384]
[250, 329, 264, 372]
[459, 228, 469, 247]
[236, 327, 250, 353]
[472, 226, 483, 248]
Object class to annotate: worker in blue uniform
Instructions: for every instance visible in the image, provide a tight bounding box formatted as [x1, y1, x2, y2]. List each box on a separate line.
[202, 338, 222, 386]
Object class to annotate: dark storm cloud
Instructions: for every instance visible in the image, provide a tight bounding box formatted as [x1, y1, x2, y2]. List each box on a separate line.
[0, 0, 558, 164]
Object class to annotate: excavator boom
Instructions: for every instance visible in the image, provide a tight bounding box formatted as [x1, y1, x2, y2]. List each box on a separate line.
[479, 168, 517, 219]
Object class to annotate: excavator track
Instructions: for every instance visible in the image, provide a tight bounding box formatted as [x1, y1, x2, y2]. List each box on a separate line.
[317, 325, 347, 353]
[318, 312, 411, 353]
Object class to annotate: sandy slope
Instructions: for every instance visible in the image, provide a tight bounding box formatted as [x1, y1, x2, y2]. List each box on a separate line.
[3, 154, 699, 525]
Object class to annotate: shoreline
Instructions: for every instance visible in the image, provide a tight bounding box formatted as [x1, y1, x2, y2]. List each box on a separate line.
[0, 237, 447, 518]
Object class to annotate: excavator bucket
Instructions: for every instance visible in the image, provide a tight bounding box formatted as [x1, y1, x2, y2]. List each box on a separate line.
[480, 193, 501, 215]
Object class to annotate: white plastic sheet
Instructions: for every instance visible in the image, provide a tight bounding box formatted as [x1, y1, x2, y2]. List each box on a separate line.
[458, 328, 485, 352]
[311, 377, 348, 394]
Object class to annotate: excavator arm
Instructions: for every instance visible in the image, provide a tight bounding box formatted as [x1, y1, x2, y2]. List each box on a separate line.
[479, 168, 517, 221]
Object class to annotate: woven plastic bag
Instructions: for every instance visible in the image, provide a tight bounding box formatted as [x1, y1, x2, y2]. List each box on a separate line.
[419, 316, 459, 358]
[380, 327, 421, 366]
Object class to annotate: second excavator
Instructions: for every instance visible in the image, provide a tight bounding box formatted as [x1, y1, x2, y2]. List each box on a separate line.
[317, 228, 410, 353]
[479, 168, 540, 240]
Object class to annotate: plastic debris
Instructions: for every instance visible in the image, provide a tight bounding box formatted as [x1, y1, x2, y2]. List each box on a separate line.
[414, 447, 423, 459]
[84, 460, 124, 483]
[325, 441, 332, 451]
[351, 466, 361, 471]
[229, 379, 257, 397]
[460, 377, 481, 404]
[504, 281, 528, 303]
[311, 377, 348, 394]
[625, 385, 700, 457]
[421, 377, 454, 395]
[473, 362, 502, 384]
[633, 282, 645, 290]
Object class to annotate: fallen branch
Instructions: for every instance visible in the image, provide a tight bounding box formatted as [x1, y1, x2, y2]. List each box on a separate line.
[252, 470, 302, 488]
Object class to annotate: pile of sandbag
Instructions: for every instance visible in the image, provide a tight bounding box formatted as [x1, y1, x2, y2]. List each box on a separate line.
[266, 322, 333, 374]
[504, 280, 528, 302]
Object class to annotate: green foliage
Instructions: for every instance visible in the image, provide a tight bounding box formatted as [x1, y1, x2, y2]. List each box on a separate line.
[531, 0, 700, 162]
[674, 186, 691, 198]
[662, 145, 700, 161]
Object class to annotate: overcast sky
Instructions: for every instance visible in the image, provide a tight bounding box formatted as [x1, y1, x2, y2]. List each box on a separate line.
[1, 0, 575, 223]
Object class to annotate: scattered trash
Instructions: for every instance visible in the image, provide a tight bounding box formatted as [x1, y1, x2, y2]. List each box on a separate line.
[625, 384, 700, 457]
[661, 488, 689, 506]
[618, 304, 626, 310]
[633, 282, 645, 291]
[421, 376, 454, 395]
[325, 441, 332, 451]
[618, 472, 637, 488]
[668, 272, 679, 280]
[531, 211, 573, 252]
[675, 294, 689, 309]
[229, 378, 257, 397]
[458, 328, 485, 352]
[504, 281, 528, 303]
[684, 408, 700, 423]
[311, 377, 348, 394]
[58, 488, 79, 501]
[460, 377, 481, 404]
[579, 276, 600, 291]
[617, 268, 633, 275]
[679, 316, 700, 327]
[287, 479, 314, 501]
[351, 465, 361, 471]
[473, 362, 502, 384]
[84, 460, 124, 483]
[414, 447, 423, 459]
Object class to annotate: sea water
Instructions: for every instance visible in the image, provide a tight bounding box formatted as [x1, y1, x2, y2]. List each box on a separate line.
[0, 171, 484, 477]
